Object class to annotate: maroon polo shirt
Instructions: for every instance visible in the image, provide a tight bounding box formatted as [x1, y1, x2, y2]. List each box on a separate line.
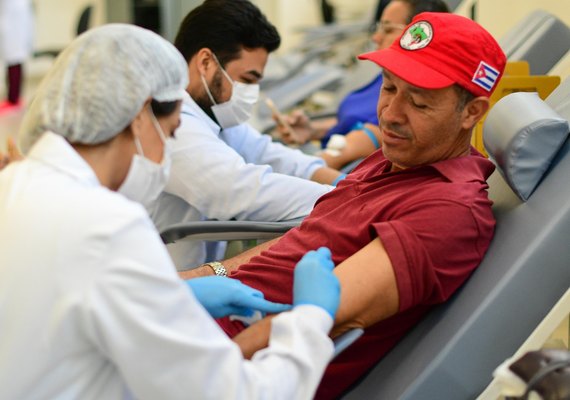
[218, 147, 496, 399]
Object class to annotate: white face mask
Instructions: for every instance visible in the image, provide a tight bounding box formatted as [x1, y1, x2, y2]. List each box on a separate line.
[201, 53, 260, 129]
[118, 108, 172, 208]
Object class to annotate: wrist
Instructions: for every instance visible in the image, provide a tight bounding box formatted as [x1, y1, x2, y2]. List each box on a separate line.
[353, 122, 380, 149]
[331, 173, 347, 186]
[204, 261, 228, 277]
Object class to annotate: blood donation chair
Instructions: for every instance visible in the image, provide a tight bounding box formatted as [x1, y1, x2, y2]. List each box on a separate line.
[470, 61, 560, 157]
[500, 9, 570, 75]
[341, 82, 570, 399]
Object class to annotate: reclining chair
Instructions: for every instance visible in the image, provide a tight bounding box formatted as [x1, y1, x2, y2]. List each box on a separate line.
[341, 84, 570, 398]
[500, 9, 570, 75]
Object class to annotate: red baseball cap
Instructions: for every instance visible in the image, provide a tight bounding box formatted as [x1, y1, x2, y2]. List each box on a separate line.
[358, 12, 507, 98]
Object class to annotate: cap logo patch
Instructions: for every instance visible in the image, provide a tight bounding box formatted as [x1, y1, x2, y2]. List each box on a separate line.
[472, 61, 500, 92]
[400, 21, 433, 50]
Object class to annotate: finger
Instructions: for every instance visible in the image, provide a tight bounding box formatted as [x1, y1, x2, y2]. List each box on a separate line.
[291, 109, 304, 119]
[285, 113, 300, 125]
[7, 137, 21, 160]
[316, 247, 332, 259]
[233, 280, 265, 298]
[241, 296, 292, 314]
[230, 306, 255, 317]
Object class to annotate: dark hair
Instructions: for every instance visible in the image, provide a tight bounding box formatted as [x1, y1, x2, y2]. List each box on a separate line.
[400, 0, 450, 23]
[151, 99, 178, 117]
[174, 0, 281, 67]
[453, 85, 476, 111]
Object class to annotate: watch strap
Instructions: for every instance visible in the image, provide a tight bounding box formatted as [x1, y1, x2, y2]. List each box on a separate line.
[205, 261, 227, 277]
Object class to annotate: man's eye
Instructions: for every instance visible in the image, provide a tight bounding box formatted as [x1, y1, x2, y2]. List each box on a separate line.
[382, 85, 396, 92]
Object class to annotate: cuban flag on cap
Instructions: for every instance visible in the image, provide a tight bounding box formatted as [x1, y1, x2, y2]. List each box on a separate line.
[472, 61, 500, 92]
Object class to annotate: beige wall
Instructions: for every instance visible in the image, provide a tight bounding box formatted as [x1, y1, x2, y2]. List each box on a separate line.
[456, 0, 570, 79]
[28, 0, 570, 74]
[34, 0, 106, 50]
[253, 0, 375, 52]
[252, 0, 321, 52]
[456, 0, 570, 39]
[30, 0, 570, 53]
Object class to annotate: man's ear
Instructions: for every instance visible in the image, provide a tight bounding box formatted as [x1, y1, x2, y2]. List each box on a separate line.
[461, 96, 490, 131]
[195, 48, 215, 76]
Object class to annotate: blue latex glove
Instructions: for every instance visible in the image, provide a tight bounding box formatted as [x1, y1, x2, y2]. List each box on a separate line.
[186, 276, 292, 319]
[293, 247, 340, 319]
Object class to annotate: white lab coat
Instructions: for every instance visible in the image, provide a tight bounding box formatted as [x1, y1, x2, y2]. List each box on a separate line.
[151, 92, 332, 270]
[0, 132, 334, 400]
[0, 0, 33, 64]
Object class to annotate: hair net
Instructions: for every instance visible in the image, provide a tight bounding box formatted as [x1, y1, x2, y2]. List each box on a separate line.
[19, 23, 189, 153]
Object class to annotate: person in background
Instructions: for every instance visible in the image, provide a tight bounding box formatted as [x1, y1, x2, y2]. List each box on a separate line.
[0, 0, 33, 113]
[184, 12, 507, 398]
[278, 0, 449, 170]
[0, 23, 341, 399]
[151, 0, 342, 271]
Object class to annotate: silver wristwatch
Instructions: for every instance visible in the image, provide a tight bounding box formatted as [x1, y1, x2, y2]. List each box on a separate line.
[205, 261, 227, 277]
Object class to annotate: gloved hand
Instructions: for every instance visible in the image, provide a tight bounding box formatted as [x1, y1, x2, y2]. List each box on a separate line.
[293, 247, 340, 319]
[186, 276, 292, 319]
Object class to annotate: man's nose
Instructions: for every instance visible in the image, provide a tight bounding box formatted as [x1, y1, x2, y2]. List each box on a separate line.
[379, 95, 406, 125]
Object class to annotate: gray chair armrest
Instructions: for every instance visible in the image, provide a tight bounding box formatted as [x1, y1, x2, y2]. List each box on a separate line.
[160, 219, 303, 244]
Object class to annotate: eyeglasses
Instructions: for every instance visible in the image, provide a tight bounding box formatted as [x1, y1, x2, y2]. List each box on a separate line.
[373, 21, 407, 35]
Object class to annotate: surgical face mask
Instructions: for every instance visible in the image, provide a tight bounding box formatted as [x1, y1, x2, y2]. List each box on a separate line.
[200, 53, 260, 129]
[119, 109, 172, 208]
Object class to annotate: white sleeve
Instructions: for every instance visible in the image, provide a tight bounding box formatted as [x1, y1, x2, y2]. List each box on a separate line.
[222, 123, 326, 179]
[164, 114, 331, 221]
[84, 213, 334, 400]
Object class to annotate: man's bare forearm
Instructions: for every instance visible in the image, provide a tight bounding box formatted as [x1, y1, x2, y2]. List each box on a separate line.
[178, 237, 281, 280]
[223, 237, 281, 273]
[311, 166, 342, 185]
[232, 317, 274, 359]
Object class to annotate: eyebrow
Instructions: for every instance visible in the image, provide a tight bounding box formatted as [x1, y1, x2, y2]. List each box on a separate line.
[383, 70, 395, 81]
[383, 70, 432, 97]
[245, 69, 263, 80]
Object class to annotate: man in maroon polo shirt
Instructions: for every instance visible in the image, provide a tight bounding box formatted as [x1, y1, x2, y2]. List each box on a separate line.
[181, 12, 507, 399]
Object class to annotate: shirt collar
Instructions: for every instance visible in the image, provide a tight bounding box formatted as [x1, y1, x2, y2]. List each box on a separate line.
[27, 132, 101, 187]
[428, 147, 495, 183]
[182, 90, 221, 136]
